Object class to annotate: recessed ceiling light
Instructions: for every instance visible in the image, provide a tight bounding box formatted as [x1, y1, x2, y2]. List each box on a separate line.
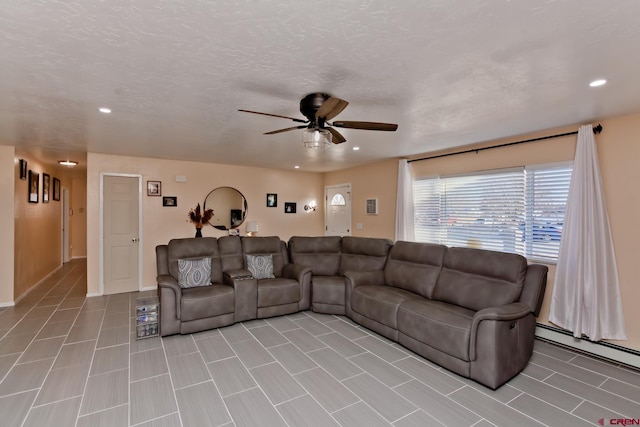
[98, 107, 112, 113]
[294, 165, 300, 169]
[589, 79, 607, 87]
[352, 146, 360, 151]
[58, 160, 78, 167]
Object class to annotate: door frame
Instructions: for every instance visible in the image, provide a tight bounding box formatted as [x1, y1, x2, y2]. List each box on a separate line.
[99, 173, 143, 295]
[61, 187, 70, 263]
[324, 183, 352, 236]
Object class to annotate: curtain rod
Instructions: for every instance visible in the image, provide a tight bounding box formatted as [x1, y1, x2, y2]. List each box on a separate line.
[408, 124, 603, 163]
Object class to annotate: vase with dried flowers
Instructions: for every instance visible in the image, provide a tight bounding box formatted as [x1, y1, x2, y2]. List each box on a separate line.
[187, 203, 214, 238]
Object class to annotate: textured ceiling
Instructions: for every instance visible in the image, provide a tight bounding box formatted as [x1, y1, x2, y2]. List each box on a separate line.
[2, 1, 640, 172]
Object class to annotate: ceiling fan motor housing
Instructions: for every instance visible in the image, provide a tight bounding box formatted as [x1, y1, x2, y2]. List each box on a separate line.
[300, 93, 331, 125]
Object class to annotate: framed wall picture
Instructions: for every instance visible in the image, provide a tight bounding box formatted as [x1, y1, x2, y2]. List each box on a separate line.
[42, 173, 51, 203]
[162, 196, 177, 207]
[284, 202, 296, 214]
[366, 198, 378, 215]
[266, 193, 277, 207]
[53, 177, 61, 201]
[19, 159, 27, 180]
[147, 181, 161, 196]
[28, 170, 39, 203]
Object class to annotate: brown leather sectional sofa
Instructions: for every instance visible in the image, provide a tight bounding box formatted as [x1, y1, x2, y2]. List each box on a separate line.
[156, 235, 547, 389]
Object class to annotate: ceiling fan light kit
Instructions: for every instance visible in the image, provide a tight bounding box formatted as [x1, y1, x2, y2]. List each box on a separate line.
[303, 128, 332, 149]
[239, 93, 398, 149]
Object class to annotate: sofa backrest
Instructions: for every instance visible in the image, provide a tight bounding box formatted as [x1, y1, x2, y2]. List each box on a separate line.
[218, 235, 244, 271]
[340, 236, 392, 275]
[288, 236, 342, 276]
[241, 236, 288, 277]
[384, 241, 447, 299]
[433, 247, 527, 311]
[166, 237, 223, 284]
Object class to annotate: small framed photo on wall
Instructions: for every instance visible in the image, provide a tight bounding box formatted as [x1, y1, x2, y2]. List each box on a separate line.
[147, 181, 161, 196]
[366, 198, 378, 215]
[28, 170, 39, 203]
[42, 173, 51, 203]
[284, 202, 296, 214]
[266, 193, 277, 207]
[53, 177, 61, 201]
[162, 196, 177, 207]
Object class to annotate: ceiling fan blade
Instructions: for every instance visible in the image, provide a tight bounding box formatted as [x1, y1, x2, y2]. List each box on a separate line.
[331, 121, 398, 131]
[264, 125, 307, 135]
[316, 97, 349, 121]
[238, 109, 308, 124]
[328, 127, 346, 144]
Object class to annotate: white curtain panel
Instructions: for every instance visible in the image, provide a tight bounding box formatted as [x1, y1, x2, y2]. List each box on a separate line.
[395, 159, 415, 241]
[550, 125, 627, 341]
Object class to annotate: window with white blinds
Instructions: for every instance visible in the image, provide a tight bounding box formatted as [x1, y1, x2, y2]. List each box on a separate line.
[414, 163, 572, 262]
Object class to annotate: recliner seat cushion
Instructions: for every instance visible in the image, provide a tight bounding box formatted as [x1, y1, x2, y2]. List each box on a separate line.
[257, 278, 300, 307]
[398, 299, 474, 361]
[434, 247, 527, 311]
[351, 285, 421, 329]
[180, 285, 234, 322]
[311, 276, 346, 305]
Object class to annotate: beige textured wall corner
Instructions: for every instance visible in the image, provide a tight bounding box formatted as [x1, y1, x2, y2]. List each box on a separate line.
[324, 159, 398, 241]
[86, 153, 325, 296]
[0, 146, 15, 305]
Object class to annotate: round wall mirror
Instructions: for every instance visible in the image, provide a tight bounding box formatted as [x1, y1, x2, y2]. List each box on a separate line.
[203, 186, 248, 230]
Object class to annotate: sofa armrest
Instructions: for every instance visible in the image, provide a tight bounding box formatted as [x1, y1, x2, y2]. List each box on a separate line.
[344, 270, 385, 318]
[520, 264, 548, 317]
[224, 269, 253, 280]
[157, 274, 182, 318]
[469, 302, 531, 361]
[282, 263, 313, 311]
[224, 272, 258, 322]
[282, 263, 312, 282]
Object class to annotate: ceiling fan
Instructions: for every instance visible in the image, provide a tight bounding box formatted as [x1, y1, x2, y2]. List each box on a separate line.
[239, 93, 398, 146]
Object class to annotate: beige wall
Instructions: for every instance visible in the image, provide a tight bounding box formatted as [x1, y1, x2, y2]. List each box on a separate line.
[86, 153, 325, 295]
[0, 147, 15, 305]
[324, 159, 398, 240]
[327, 113, 640, 352]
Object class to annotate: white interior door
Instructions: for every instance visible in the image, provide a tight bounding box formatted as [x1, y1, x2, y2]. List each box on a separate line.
[325, 183, 352, 236]
[103, 175, 140, 295]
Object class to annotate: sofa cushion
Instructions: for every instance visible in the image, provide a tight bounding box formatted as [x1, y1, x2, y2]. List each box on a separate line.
[398, 299, 475, 361]
[340, 236, 392, 275]
[289, 236, 342, 276]
[178, 258, 212, 288]
[180, 285, 235, 322]
[257, 278, 300, 307]
[168, 237, 223, 284]
[384, 241, 447, 299]
[311, 276, 346, 305]
[434, 247, 527, 311]
[246, 254, 275, 279]
[351, 285, 421, 329]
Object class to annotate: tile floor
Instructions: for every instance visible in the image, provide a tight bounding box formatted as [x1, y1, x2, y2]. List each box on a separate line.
[1, 259, 640, 426]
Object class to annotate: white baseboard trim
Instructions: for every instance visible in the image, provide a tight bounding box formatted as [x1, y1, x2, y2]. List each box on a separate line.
[140, 286, 157, 292]
[86, 292, 103, 298]
[0, 301, 15, 308]
[536, 324, 640, 369]
[71, 256, 87, 260]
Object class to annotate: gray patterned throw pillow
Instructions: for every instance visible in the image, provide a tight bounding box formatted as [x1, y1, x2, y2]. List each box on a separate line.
[178, 258, 212, 288]
[246, 254, 275, 280]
